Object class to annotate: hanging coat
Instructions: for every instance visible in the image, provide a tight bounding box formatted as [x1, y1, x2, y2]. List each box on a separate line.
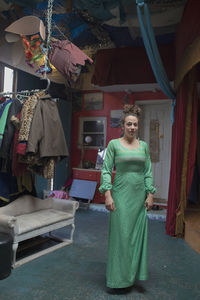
[0, 99, 22, 160]
[26, 98, 69, 158]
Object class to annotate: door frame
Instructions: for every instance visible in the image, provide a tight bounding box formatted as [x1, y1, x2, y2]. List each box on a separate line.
[135, 99, 173, 205]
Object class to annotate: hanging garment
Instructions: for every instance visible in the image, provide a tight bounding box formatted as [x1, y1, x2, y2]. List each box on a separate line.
[0, 164, 34, 203]
[17, 97, 68, 179]
[49, 39, 93, 84]
[12, 112, 28, 177]
[18, 91, 45, 143]
[0, 158, 19, 202]
[16, 172, 33, 194]
[0, 99, 13, 117]
[0, 100, 13, 148]
[0, 99, 22, 160]
[27, 158, 55, 179]
[26, 98, 69, 158]
[12, 110, 54, 179]
[16, 91, 46, 156]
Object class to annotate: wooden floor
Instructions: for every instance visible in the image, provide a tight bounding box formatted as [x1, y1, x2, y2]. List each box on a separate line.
[184, 205, 200, 254]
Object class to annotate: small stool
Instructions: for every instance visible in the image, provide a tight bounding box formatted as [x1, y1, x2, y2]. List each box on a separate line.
[0, 232, 13, 280]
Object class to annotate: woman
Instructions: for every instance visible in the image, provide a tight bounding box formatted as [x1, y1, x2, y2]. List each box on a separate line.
[99, 104, 156, 290]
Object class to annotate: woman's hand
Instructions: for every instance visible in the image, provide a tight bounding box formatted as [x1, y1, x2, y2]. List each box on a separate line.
[105, 190, 115, 211]
[144, 193, 154, 211]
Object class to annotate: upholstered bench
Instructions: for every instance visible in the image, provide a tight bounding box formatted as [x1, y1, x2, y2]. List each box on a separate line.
[0, 195, 79, 267]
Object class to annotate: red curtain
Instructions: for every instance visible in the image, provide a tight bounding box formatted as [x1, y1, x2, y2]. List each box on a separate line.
[166, 0, 200, 236]
[166, 78, 188, 236]
[166, 74, 198, 236]
[186, 84, 198, 196]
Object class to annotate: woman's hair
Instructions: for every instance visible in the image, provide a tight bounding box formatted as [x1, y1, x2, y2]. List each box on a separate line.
[120, 104, 142, 126]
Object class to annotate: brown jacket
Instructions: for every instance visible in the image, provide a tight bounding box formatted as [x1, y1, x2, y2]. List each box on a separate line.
[26, 98, 69, 159]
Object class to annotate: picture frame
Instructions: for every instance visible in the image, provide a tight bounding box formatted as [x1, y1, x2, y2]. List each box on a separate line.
[83, 92, 103, 111]
[110, 109, 123, 128]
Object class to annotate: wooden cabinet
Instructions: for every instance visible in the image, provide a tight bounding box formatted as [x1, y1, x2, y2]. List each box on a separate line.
[73, 168, 97, 181]
[72, 168, 115, 204]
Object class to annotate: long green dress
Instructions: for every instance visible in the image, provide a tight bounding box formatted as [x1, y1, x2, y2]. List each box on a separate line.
[99, 138, 156, 288]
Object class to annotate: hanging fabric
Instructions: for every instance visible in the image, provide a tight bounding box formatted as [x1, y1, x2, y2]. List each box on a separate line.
[44, 0, 93, 85]
[166, 0, 200, 237]
[0, 96, 35, 204]
[136, 0, 176, 123]
[48, 38, 93, 85]
[15, 96, 69, 179]
[0, 99, 22, 162]
[0, 101, 13, 147]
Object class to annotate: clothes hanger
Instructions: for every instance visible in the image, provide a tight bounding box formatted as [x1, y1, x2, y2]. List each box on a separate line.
[40, 77, 52, 99]
[45, 77, 51, 91]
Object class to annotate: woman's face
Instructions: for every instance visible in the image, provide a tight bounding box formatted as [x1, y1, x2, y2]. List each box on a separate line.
[123, 115, 139, 139]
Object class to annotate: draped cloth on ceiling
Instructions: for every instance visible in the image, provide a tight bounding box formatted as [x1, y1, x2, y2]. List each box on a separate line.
[166, 0, 200, 237]
[91, 44, 175, 86]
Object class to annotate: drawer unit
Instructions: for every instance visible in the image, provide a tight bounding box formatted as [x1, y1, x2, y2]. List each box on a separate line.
[73, 168, 97, 181]
[72, 168, 116, 204]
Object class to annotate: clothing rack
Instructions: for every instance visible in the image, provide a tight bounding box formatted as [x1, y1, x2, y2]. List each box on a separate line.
[0, 77, 51, 97]
[0, 89, 41, 96]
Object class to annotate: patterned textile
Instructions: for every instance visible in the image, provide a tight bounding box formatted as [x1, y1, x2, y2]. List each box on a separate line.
[18, 91, 45, 142]
[28, 157, 55, 179]
[48, 190, 69, 199]
[18, 154, 55, 179]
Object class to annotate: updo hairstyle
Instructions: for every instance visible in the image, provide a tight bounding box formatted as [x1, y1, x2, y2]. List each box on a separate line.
[120, 104, 142, 127]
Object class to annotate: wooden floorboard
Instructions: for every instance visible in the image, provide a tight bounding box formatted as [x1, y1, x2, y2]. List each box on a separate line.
[184, 208, 200, 254]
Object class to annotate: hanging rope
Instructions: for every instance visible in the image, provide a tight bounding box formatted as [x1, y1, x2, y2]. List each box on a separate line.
[42, 0, 54, 79]
[46, 0, 54, 49]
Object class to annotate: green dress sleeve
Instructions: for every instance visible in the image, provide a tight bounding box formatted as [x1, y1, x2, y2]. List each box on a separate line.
[99, 140, 115, 194]
[144, 142, 156, 194]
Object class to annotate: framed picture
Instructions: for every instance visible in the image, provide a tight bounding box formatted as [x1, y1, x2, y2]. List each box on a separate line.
[71, 90, 82, 112]
[110, 110, 123, 128]
[84, 92, 103, 110]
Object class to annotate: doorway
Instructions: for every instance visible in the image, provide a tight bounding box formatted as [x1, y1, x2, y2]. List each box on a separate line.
[136, 100, 172, 206]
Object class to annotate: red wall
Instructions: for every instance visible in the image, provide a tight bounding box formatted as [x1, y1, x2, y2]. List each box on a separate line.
[70, 90, 166, 169]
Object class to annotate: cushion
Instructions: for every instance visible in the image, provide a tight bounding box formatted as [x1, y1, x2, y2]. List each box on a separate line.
[16, 209, 73, 235]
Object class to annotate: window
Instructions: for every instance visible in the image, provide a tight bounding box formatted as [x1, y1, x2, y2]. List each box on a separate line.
[3, 66, 14, 93]
[79, 117, 107, 149]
